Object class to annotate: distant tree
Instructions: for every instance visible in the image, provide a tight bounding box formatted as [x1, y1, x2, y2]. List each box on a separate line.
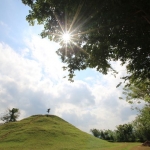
[115, 123, 135, 142]
[99, 129, 115, 141]
[22, 0, 150, 84]
[90, 129, 100, 138]
[91, 129, 116, 141]
[0, 108, 20, 123]
[91, 123, 136, 142]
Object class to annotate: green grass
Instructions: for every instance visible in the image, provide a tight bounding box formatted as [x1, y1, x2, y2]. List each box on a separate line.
[0, 115, 148, 150]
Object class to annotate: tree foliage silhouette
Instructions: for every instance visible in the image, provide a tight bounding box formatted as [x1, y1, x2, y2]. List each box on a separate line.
[22, 0, 150, 83]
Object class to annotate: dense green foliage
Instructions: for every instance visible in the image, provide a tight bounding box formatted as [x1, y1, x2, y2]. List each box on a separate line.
[133, 106, 150, 141]
[120, 79, 150, 142]
[1, 108, 20, 123]
[115, 124, 135, 142]
[22, 0, 150, 83]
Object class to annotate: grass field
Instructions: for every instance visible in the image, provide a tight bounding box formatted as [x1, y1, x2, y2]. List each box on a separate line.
[0, 115, 149, 150]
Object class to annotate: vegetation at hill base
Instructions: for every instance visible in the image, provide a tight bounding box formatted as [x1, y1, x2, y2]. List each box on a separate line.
[0, 115, 147, 150]
[91, 123, 135, 142]
[91, 116, 150, 143]
[91, 83, 150, 143]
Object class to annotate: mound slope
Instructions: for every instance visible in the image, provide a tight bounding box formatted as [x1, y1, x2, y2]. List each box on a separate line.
[0, 115, 112, 150]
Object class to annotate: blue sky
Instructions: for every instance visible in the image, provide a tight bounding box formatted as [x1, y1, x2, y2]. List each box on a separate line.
[0, 0, 138, 132]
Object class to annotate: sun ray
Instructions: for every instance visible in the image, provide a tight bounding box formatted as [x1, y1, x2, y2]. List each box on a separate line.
[51, 10, 65, 34]
[72, 28, 98, 36]
[71, 41, 90, 56]
[68, 1, 85, 33]
[65, 8, 68, 32]
[68, 42, 75, 54]
[49, 1, 100, 60]
[65, 43, 68, 58]
[70, 10, 98, 35]
[51, 1, 97, 39]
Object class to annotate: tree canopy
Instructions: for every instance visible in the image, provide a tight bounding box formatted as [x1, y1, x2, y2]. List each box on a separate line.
[121, 79, 150, 105]
[22, 0, 150, 83]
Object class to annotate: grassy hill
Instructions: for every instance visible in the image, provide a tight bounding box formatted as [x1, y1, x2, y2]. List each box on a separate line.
[0, 115, 146, 150]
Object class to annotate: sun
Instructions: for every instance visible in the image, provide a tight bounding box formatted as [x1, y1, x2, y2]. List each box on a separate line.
[62, 32, 71, 43]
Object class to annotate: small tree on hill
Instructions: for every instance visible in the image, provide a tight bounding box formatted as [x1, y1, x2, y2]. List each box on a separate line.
[47, 108, 50, 114]
[0, 108, 20, 123]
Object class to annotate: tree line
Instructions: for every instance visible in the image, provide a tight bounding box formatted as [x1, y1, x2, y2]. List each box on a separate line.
[91, 108, 150, 142]
[91, 80, 150, 142]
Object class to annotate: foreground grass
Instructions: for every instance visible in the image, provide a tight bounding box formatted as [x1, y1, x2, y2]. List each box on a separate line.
[0, 115, 148, 150]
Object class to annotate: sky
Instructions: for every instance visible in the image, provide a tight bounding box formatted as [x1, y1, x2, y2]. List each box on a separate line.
[0, 0, 138, 133]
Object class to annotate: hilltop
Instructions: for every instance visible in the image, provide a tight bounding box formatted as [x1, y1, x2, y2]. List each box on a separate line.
[0, 115, 144, 150]
[0, 115, 112, 150]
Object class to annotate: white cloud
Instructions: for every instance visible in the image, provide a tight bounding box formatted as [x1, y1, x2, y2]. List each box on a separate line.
[24, 35, 66, 81]
[0, 35, 138, 133]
